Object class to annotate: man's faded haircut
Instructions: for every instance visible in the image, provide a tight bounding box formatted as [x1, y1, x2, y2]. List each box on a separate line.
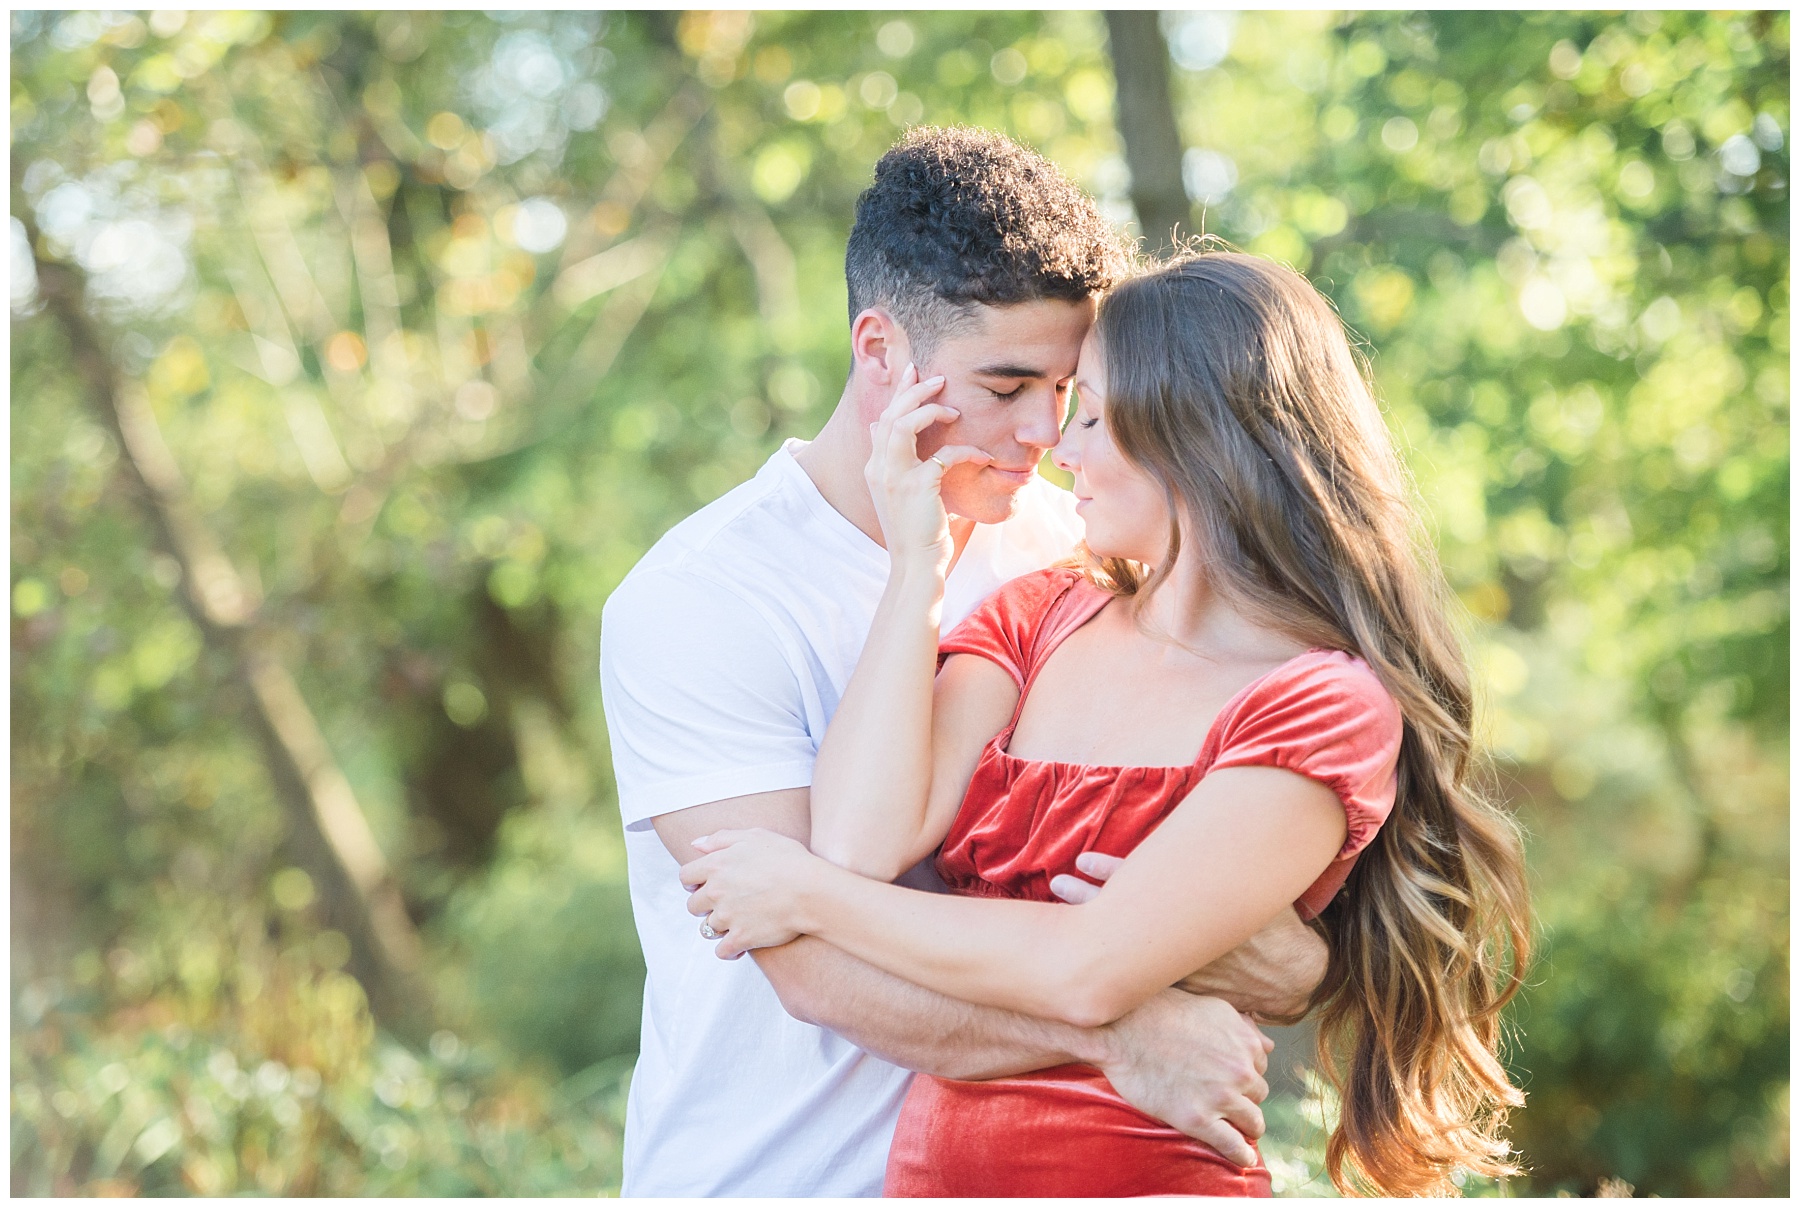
[845, 126, 1129, 360]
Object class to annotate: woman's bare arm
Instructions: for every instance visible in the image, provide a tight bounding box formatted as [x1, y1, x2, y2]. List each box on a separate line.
[1053, 856, 1330, 1023]
[809, 597, 1017, 879]
[684, 764, 1347, 1027]
[807, 368, 1017, 878]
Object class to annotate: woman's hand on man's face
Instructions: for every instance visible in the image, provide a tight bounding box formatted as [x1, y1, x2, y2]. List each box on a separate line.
[680, 829, 820, 959]
[865, 362, 992, 573]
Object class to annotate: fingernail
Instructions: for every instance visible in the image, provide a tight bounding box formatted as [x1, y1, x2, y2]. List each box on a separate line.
[692, 835, 711, 847]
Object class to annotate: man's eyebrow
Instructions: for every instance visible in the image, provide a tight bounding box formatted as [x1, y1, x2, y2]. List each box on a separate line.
[971, 361, 1047, 379]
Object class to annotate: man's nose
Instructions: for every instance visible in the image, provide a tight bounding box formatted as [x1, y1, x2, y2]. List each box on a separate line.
[1015, 387, 1065, 451]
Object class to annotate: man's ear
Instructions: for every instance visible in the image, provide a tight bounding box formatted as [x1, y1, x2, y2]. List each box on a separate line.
[850, 307, 910, 388]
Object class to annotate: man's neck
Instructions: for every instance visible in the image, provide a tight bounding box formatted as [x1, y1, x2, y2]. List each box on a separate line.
[793, 389, 978, 562]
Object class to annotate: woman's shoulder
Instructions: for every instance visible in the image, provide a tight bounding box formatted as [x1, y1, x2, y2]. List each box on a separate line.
[942, 568, 1098, 683]
[1264, 648, 1397, 703]
[962, 566, 1092, 627]
[993, 565, 1090, 605]
[1218, 648, 1404, 752]
[1205, 649, 1405, 870]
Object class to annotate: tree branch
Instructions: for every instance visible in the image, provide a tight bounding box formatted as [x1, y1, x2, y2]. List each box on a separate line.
[20, 203, 432, 1041]
[1104, 11, 1191, 256]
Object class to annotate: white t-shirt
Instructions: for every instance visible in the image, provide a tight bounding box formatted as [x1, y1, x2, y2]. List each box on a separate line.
[599, 440, 1082, 1197]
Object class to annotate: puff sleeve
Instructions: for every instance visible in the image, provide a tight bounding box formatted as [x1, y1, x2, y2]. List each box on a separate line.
[1207, 650, 1405, 919]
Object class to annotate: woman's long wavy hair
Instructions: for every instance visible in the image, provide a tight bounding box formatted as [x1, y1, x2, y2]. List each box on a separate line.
[1084, 250, 1531, 1196]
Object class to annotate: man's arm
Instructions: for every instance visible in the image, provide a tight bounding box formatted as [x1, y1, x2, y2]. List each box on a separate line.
[1050, 852, 1329, 1022]
[1170, 910, 1328, 1025]
[654, 788, 1270, 1165]
[655, 789, 1105, 1079]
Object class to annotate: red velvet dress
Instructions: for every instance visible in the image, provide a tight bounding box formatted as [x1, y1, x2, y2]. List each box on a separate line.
[884, 569, 1403, 1198]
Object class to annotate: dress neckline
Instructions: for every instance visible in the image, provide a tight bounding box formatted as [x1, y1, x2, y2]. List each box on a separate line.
[991, 575, 1334, 773]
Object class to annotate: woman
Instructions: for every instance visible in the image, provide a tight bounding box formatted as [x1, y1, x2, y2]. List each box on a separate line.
[679, 252, 1531, 1197]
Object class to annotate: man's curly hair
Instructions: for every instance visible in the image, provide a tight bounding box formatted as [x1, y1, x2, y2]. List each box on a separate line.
[846, 127, 1128, 359]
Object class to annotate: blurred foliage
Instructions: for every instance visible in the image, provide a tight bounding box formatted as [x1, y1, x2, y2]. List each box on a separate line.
[10, 9, 1786, 1197]
[12, 954, 628, 1195]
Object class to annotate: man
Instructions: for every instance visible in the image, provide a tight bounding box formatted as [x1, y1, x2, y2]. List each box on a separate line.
[600, 127, 1324, 1197]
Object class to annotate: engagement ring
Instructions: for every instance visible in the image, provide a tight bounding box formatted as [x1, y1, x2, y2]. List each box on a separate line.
[699, 919, 719, 940]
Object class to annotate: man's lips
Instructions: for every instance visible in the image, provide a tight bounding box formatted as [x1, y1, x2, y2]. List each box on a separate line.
[981, 465, 1036, 485]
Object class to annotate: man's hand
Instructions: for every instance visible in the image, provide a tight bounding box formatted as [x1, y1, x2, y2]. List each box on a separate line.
[1093, 989, 1272, 1167]
[1052, 851, 1329, 1022]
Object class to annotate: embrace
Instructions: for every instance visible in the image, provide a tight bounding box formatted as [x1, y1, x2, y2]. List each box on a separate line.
[600, 128, 1529, 1197]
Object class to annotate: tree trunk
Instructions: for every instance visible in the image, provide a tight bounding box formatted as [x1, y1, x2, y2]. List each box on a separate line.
[22, 211, 433, 1042]
[1103, 11, 1190, 256]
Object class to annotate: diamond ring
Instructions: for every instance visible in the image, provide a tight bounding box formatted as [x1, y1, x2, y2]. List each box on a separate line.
[700, 919, 720, 940]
